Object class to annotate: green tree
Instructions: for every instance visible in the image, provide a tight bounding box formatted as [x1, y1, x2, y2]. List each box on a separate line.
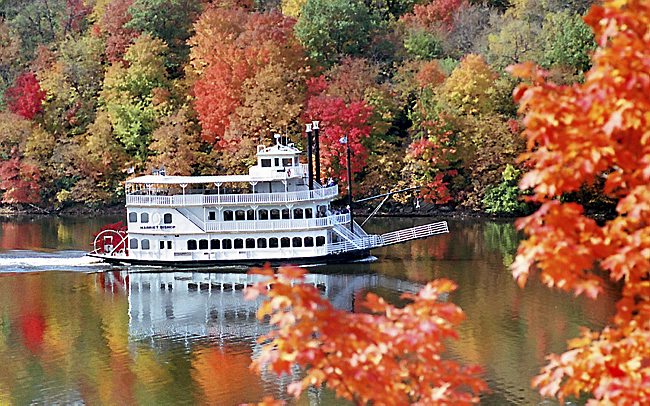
[126, 0, 203, 75]
[101, 34, 172, 161]
[294, 0, 377, 67]
[38, 35, 105, 137]
[539, 10, 595, 73]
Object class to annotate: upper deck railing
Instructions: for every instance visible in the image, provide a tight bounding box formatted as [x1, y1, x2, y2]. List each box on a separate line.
[126, 184, 339, 207]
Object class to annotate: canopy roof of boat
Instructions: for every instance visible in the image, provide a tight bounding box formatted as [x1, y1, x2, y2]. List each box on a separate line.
[126, 174, 281, 185]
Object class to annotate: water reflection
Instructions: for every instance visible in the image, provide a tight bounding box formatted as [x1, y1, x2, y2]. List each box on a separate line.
[0, 217, 619, 405]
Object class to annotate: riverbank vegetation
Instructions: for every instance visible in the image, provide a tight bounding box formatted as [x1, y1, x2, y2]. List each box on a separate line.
[0, 0, 597, 216]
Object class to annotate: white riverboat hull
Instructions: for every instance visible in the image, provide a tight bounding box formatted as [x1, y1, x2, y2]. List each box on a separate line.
[88, 248, 372, 268]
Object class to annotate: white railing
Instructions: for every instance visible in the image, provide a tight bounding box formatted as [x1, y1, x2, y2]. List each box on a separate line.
[126, 185, 339, 207]
[327, 235, 383, 254]
[205, 214, 350, 232]
[380, 221, 449, 246]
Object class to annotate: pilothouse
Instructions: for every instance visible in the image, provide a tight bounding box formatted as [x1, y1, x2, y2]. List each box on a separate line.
[89, 130, 449, 267]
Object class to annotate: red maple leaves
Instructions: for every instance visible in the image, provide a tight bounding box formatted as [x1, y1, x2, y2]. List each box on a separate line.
[246, 265, 487, 405]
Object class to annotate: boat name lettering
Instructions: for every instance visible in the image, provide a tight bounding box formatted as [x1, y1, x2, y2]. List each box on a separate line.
[139, 225, 176, 230]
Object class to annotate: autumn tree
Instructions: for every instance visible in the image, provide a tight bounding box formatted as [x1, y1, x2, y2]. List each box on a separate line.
[294, 0, 377, 67]
[126, 0, 203, 75]
[37, 35, 105, 136]
[303, 77, 374, 185]
[99, 0, 139, 63]
[246, 265, 487, 405]
[101, 34, 172, 161]
[4, 72, 46, 120]
[189, 6, 307, 152]
[147, 108, 202, 176]
[509, 0, 650, 403]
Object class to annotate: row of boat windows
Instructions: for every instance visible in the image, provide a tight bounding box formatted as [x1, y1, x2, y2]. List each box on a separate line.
[128, 236, 326, 250]
[129, 212, 173, 223]
[215, 208, 314, 221]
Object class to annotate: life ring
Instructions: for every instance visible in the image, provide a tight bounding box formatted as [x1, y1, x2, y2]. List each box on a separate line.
[287, 169, 292, 177]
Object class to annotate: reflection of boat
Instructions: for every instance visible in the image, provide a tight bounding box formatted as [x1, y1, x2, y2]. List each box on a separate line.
[100, 271, 423, 340]
[89, 128, 448, 267]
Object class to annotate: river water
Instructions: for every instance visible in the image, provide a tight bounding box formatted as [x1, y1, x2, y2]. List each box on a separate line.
[0, 215, 616, 405]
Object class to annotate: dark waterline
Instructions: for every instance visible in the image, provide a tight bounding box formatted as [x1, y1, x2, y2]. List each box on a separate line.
[0, 215, 616, 405]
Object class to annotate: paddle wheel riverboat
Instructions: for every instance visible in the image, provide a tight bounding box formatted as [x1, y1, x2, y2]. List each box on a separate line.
[89, 128, 448, 267]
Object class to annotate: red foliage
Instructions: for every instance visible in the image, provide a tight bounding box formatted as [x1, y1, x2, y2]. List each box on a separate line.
[4, 72, 46, 120]
[405, 119, 457, 204]
[400, 0, 465, 31]
[62, 0, 92, 35]
[191, 7, 303, 145]
[0, 157, 41, 204]
[416, 60, 447, 89]
[246, 265, 487, 405]
[100, 0, 138, 64]
[303, 80, 373, 185]
[508, 0, 650, 403]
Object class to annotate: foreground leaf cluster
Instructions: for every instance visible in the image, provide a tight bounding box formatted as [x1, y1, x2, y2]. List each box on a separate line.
[510, 0, 650, 403]
[246, 265, 486, 405]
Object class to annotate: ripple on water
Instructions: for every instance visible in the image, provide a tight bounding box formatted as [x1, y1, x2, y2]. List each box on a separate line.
[0, 250, 108, 273]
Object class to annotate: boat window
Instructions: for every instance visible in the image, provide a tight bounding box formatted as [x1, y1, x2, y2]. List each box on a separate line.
[257, 238, 267, 248]
[129, 238, 138, 249]
[141, 239, 150, 250]
[129, 212, 137, 222]
[269, 238, 278, 248]
[208, 211, 216, 221]
[293, 208, 303, 219]
[187, 240, 197, 250]
[199, 239, 208, 249]
[223, 210, 234, 221]
[270, 209, 280, 220]
[292, 237, 302, 247]
[222, 239, 232, 249]
[281, 208, 290, 219]
[246, 238, 255, 248]
[246, 209, 255, 220]
[211, 239, 219, 249]
[261, 158, 271, 167]
[280, 237, 290, 248]
[160, 240, 165, 249]
[316, 236, 326, 246]
[235, 210, 245, 221]
[164, 213, 172, 224]
[258, 209, 269, 220]
[305, 208, 313, 219]
[234, 238, 243, 249]
[304, 237, 314, 247]
[167, 241, 172, 249]
[294, 157, 299, 166]
[274, 158, 280, 166]
[141, 213, 149, 223]
[282, 158, 292, 167]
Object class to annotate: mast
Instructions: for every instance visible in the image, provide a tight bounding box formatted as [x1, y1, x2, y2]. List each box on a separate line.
[313, 120, 321, 185]
[306, 123, 314, 190]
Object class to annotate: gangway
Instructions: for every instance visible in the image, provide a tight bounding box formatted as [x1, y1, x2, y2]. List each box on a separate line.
[378, 221, 448, 247]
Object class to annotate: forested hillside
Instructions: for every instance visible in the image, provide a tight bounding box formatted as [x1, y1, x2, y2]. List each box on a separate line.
[0, 0, 596, 213]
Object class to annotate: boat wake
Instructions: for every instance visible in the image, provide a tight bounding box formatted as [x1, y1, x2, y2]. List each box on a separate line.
[0, 250, 107, 273]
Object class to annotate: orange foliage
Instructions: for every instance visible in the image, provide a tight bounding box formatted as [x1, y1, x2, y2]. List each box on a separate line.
[509, 0, 650, 403]
[246, 265, 487, 405]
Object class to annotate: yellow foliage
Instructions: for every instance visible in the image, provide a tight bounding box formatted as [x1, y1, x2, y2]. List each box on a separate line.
[438, 54, 498, 116]
[281, 0, 307, 17]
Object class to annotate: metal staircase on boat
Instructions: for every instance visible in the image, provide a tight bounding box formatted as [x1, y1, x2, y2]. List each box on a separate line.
[176, 208, 206, 231]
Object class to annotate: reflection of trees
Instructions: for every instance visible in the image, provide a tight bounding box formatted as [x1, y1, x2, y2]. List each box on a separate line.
[368, 218, 618, 404]
[0, 215, 122, 251]
[0, 272, 282, 404]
